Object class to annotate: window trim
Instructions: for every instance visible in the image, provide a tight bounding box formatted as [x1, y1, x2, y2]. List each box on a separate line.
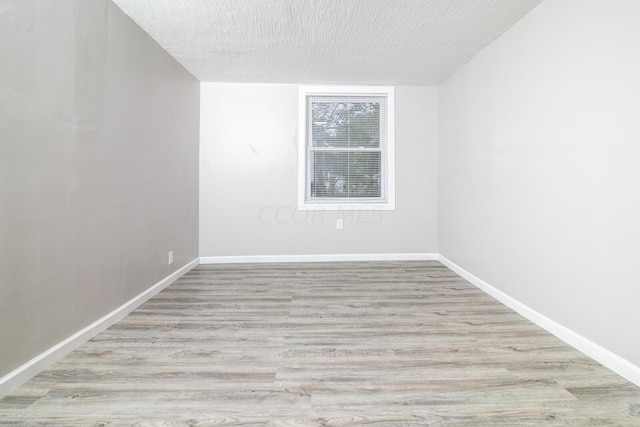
[297, 85, 395, 211]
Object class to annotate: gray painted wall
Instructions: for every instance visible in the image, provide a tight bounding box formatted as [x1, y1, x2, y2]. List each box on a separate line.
[0, 0, 200, 378]
[199, 84, 438, 257]
[439, 0, 640, 366]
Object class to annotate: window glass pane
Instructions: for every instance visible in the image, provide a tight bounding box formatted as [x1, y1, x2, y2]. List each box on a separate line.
[310, 151, 381, 198]
[311, 101, 380, 148]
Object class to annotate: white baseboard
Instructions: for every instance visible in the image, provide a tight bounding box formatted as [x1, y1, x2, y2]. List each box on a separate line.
[437, 254, 640, 388]
[200, 253, 438, 264]
[4, 253, 638, 398]
[0, 258, 200, 399]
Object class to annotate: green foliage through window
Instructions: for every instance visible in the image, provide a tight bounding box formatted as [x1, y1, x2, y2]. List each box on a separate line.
[308, 97, 385, 200]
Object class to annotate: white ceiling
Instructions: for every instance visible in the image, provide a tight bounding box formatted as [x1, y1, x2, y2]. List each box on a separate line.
[112, 0, 544, 85]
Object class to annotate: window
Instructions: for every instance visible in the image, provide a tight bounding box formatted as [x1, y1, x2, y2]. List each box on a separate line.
[298, 86, 395, 210]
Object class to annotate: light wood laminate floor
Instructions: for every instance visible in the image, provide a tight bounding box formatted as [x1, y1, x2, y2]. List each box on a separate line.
[1, 261, 639, 426]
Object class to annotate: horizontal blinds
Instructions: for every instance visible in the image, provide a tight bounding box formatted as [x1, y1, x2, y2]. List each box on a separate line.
[307, 94, 387, 202]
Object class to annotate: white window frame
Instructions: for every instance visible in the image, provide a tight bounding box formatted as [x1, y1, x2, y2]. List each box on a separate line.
[298, 85, 395, 211]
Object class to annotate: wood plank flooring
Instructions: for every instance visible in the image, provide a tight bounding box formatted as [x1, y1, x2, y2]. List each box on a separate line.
[1, 261, 639, 426]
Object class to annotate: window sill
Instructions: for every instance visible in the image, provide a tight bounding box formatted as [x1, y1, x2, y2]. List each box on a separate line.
[298, 202, 395, 211]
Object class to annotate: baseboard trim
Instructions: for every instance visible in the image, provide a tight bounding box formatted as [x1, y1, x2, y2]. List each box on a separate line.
[199, 253, 438, 264]
[4, 254, 639, 397]
[437, 254, 640, 388]
[0, 258, 200, 399]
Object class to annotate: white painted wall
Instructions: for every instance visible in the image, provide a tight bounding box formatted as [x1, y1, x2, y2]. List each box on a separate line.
[200, 84, 438, 258]
[0, 0, 199, 380]
[439, 0, 640, 367]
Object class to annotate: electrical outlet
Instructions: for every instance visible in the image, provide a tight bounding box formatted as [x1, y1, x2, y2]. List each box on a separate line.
[336, 219, 343, 229]
[168, 251, 174, 265]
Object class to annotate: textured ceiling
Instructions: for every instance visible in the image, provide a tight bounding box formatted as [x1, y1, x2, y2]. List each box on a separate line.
[111, 0, 543, 85]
